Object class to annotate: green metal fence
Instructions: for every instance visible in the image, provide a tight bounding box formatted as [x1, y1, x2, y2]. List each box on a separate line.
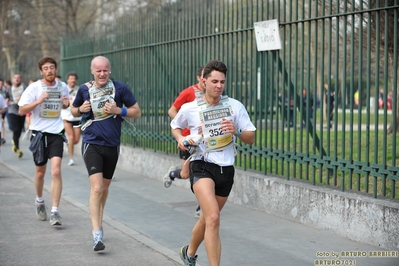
[60, 0, 399, 199]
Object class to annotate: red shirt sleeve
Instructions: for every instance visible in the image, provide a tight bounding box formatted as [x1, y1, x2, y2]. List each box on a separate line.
[172, 85, 197, 109]
[172, 84, 198, 136]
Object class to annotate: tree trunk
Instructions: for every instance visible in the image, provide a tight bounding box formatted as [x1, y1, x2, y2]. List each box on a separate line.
[35, 0, 52, 56]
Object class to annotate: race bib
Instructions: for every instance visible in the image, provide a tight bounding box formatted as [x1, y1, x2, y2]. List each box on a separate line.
[198, 96, 234, 152]
[88, 80, 115, 120]
[39, 82, 62, 119]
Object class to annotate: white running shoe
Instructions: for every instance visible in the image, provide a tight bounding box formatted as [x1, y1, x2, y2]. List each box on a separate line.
[68, 159, 74, 166]
[50, 212, 62, 226]
[163, 166, 178, 188]
[36, 201, 47, 221]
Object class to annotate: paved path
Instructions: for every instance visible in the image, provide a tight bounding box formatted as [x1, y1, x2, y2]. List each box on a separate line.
[0, 136, 398, 266]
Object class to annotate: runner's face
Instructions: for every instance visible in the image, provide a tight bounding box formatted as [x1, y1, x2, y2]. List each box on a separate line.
[203, 70, 225, 99]
[13, 74, 22, 86]
[91, 60, 111, 88]
[66, 75, 77, 88]
[40, 63, 57, 83]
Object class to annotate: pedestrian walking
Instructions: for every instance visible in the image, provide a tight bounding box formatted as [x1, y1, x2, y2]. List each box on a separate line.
[164, 65, 205, 218]
[324, 83, 335, 129]
[8, 74, 26, 158]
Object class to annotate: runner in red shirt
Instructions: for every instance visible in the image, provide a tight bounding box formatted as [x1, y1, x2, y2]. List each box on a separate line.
[164, 66, 204, 217]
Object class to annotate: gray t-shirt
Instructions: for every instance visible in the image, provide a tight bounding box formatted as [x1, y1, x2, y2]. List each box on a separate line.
[8, 84, 25, 114]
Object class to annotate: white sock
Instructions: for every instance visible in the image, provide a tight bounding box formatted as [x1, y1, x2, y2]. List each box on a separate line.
[36, 197, 44, 203]
[51, 207, 59, 213]
[93, 230, 102, 237]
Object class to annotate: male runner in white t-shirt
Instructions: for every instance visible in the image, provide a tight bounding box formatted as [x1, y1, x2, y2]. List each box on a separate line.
[171, 60, 256, 266]
[18, 57, 70, 227]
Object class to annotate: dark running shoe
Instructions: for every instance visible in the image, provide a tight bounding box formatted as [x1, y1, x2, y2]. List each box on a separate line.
[93, 233, 105, 251]
[180, 245, 197, 266]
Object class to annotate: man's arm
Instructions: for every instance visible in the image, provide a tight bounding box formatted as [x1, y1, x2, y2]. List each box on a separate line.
[125, 103, 141, 118]
[0, 96, 6, 114]
[71, 106, 82, 117]
[19, 92, 47, 115]
[107, 103, 141, 119]
[235, 129, 255, 145]
[168, 105, 179, 119]
[171, 127, 189, 152]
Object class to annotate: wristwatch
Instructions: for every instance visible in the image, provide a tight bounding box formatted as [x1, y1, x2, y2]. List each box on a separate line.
[234, 128, 242, 137]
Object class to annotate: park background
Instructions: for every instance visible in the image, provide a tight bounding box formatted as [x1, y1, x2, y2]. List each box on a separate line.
[0, 0, 398, 200]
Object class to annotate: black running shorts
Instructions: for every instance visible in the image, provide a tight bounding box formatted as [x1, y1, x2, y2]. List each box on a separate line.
[31, 133, 64, 166]
[189, 160, 235, 197]
[81, 143, 119, 179]
[65, 120, 80, 126]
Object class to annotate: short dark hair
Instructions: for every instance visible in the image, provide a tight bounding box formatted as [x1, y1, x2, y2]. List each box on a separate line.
[196, 66, 204, 77]
[202, 60, 227, 78]
[38, 57, 57, 70]
[66, 71, 78, 80]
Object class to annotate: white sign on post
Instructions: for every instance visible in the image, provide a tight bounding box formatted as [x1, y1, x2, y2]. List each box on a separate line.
[254, 19, 282, 51]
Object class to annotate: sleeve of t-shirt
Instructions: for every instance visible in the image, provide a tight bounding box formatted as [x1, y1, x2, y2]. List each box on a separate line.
[0, 95, 6, 109]
[18, 84, 36, 106]
[121, 85, 137, 107]
[234, 100, 256, 132]
[172, 88, 192, 110]
[62, 83, 69, 98]
[72, 84, 87, 107]
[170, 103, 189, 130]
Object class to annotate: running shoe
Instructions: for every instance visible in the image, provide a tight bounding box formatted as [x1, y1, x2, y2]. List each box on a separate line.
[163, 165, 177, 188]
[50, 212, 62, 226]
[93, 233, 105, 251]
[11, 140, 17, 153]
[0, 138, 5, 145]
[195, 205, 201, 219]
[16, 149, 23, 158]
[36, 201, 47, 221]
[180, 245, 197, 266]
[68, 159, 74, 166]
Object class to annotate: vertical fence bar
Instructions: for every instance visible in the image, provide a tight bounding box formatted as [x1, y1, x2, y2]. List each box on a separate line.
[391, 1, 398, 198]
[356, 0, 364, 192]
[373, 2, 381, 198]
[339, 2, 348, 191]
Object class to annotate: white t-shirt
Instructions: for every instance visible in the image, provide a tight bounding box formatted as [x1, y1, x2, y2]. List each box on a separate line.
[61, 85, 80, 121]
[171, 97, 256, 166]
[0, 94, 7, 132]
[18, 80, 69, 134]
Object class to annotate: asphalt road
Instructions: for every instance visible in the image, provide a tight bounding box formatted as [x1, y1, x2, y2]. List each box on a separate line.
[0, 136, 398, 266]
